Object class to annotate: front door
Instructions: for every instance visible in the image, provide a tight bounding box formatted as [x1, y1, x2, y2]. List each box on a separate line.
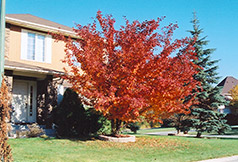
[12, 80, 37, 123]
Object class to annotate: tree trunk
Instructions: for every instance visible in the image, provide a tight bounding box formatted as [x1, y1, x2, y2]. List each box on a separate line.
[111, 119, 122, 136]
[196, 132, 202, 138]
[111, 119, 115, 135]
[115, 119, 122, 135]
[177, 129, 180, 135]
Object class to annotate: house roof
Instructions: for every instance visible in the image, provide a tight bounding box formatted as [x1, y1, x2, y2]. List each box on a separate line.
[4, 60, 64, 76]
[6, 14, 74, 35]
[217, 76, 238, 96]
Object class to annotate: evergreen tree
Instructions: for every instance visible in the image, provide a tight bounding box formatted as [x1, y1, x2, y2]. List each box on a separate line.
[188, 13, 230, 137]
[191, 108, 230, 137]
[190, 13, 226, 110]
[53, 88, 103, 137]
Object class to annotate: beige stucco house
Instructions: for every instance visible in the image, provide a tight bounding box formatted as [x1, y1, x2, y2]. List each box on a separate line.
[4, 14, 74, 128]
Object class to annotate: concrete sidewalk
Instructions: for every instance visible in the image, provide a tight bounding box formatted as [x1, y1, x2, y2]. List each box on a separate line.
[198, 155, 238, 162]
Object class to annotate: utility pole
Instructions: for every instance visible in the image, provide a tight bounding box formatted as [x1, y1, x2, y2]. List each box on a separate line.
[0, 0, 5, 85]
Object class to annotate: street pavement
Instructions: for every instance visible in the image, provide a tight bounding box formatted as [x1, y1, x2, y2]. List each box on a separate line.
[146, 131, 238, 139]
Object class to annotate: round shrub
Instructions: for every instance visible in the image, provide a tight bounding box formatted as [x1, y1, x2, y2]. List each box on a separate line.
[53, 88, 102, 137]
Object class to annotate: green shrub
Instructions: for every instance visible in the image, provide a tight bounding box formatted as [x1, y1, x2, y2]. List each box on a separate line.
[53, 88, 103, 137]
[97, 116, 112, 135]
[127, 122, 140, 133]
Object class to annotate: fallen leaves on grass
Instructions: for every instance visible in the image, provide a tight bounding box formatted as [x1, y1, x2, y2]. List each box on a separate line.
[85, 136, 190, 151]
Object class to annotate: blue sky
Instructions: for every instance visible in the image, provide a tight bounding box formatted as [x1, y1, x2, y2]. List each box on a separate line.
[6, 0, 238, 82]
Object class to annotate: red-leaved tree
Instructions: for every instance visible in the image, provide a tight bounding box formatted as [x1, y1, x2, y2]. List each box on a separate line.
[56, 11, 200, 135]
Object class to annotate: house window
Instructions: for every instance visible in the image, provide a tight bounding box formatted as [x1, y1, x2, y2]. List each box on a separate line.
[27, 33, 36, 60]
[21, 29, 52, 63]
[71, 41, 81, 67]
[26, 33, 45, 62]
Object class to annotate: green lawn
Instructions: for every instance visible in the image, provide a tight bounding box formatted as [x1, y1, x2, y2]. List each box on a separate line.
[9, 135, 238, 162]
[136, 127, 176, 134]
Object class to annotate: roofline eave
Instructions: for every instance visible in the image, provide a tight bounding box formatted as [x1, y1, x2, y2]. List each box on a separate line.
[4, 65, 64, 76]
[6, 16, 81, 39]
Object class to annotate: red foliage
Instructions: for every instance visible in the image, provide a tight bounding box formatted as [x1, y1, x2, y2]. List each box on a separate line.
[56, 11, 199, 124]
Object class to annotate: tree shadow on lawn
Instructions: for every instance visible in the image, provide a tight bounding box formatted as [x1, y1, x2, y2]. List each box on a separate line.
[41, 135, 98, 142]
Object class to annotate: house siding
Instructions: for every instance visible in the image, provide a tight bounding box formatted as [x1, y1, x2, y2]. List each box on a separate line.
[5, 24, 10, 58]
[6, 24, 67, 72]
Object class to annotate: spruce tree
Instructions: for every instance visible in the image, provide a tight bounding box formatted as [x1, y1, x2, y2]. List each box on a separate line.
[189, 13, 230, 137]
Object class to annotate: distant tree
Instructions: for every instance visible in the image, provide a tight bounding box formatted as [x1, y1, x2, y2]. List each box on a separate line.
[0, 80, 13, 161]
[169, 114, 192, 134]
[126, 122, 140, 134]
[56, 11, 200, 135]
[188, 12, 229, 137]
[229, 85, 238, 114]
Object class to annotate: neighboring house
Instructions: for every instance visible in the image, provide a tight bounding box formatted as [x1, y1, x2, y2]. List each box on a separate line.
[217, 76, 238, 114]
[4, 14, 74, 128]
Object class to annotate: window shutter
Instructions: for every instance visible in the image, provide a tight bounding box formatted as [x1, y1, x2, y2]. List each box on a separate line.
[21, 29, 28, 60]
[45, 35, 52, 63]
